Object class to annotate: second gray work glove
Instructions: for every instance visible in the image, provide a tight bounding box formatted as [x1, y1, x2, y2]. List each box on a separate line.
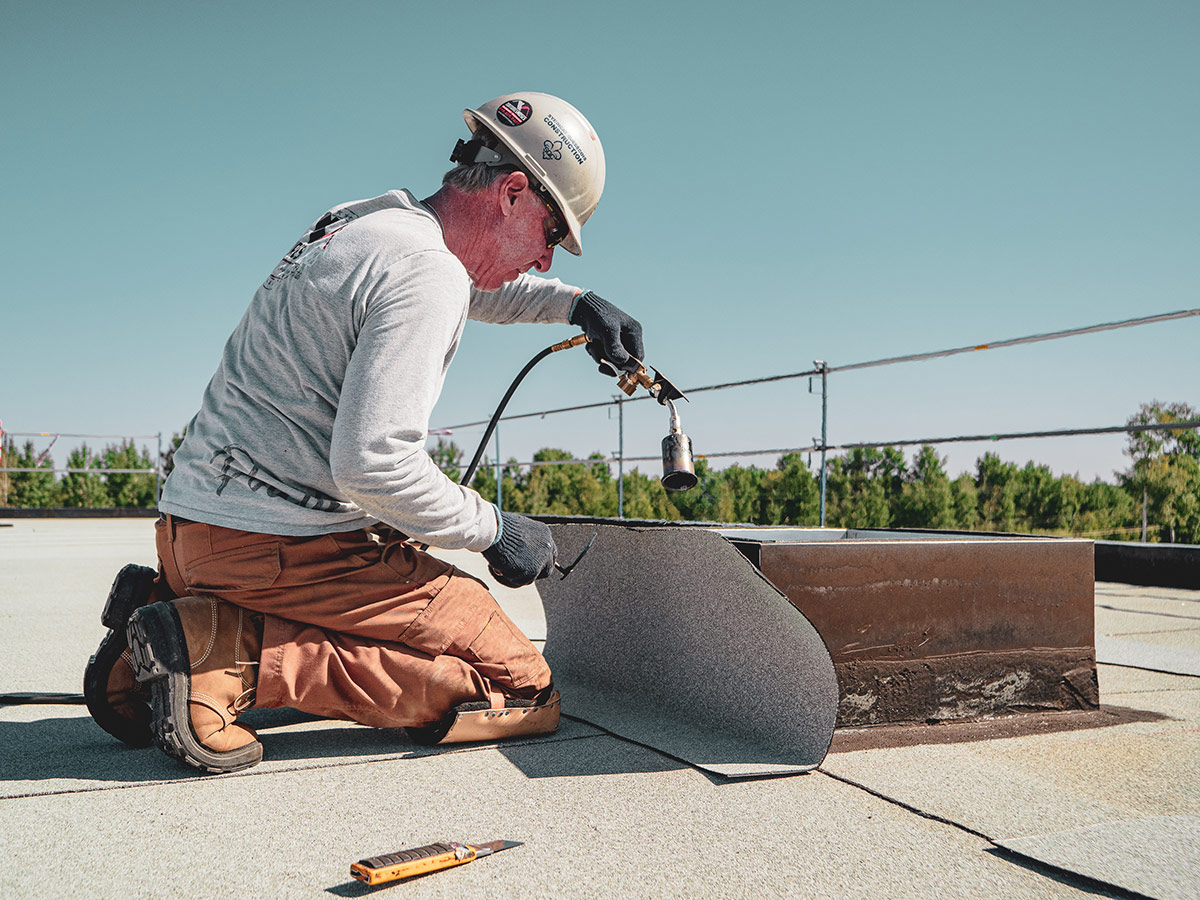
[569, 290, 645, 375]
[482, 510, 558, 588]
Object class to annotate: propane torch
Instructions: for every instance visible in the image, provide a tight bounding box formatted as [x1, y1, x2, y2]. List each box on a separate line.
[458, 334, 697, 495]
[609, 355, 697, 492]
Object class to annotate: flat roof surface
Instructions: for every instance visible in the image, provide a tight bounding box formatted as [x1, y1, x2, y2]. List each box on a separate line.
[1, 519, 1197, 899]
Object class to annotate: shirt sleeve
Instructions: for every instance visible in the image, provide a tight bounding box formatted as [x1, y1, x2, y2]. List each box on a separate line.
[329, 249, 498, 551]
[468, 273, 581, 324]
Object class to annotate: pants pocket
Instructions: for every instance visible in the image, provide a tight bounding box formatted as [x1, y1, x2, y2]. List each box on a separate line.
[391, 572, 457, 654]
[464, 610, 548, 691]
[181, 542, 283, 592]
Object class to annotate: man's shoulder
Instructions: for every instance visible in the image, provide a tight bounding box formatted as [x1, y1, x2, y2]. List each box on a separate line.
[334, 192, 455, 265]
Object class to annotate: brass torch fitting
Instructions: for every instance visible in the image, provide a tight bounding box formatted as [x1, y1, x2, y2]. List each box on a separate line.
[549, 333, 590, 353]
[616, 364, 655, 396]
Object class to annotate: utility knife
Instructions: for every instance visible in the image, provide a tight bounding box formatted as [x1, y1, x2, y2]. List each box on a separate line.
[350, 839, 522, 886]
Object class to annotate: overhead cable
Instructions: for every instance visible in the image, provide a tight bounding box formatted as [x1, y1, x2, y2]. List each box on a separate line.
[0, 468, 158, 475]
[435, 307, 1200, 432]
[826, 308, 1200, 374]
[2, 432, 161, 439]
[823, 418, 1200, 452]
[468, 419, 1200, 471]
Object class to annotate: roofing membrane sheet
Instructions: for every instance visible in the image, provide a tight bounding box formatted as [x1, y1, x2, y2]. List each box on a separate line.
[1095, 636, 1200, 677]
[537, 523, 839, 777]
[995, 815, 1200, 900]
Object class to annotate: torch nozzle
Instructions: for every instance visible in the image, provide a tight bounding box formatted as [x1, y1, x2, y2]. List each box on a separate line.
[660, 399, 697, 492]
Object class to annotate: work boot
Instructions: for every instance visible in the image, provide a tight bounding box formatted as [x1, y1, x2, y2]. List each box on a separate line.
[83, 564, 157, 748]
[126, 594, 264, 774]
[406, 684, 561, 746]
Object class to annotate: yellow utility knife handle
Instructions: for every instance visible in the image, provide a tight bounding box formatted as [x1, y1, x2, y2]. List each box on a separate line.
[350, 841, 477, 885]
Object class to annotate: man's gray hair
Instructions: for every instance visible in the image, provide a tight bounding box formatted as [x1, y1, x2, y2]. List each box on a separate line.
[442, 161, 518, 193]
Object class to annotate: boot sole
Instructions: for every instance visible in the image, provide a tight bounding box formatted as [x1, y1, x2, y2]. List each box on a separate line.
[83, 564, 157, 748]
[126, 602, 263, 774]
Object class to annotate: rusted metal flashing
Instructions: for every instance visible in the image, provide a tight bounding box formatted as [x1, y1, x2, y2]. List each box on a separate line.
[729, 531, 1099, 726]
[828, 704, 1165, 753]
[835, 651, 1098, 726]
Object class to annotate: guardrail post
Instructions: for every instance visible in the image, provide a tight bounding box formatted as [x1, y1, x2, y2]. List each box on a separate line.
[617, 396, 625, 518]
[816, 360, 829, 527]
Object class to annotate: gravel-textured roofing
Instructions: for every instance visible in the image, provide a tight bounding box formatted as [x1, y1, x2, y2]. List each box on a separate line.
[1, 518, 1196, 899]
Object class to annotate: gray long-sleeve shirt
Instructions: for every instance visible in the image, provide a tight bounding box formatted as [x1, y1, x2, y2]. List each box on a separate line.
[159, 190, 579, 551]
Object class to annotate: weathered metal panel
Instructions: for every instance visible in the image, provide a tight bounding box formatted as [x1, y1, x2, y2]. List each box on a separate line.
[736, 533, 1098, 726]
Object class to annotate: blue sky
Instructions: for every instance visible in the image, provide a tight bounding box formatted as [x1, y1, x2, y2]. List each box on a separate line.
[2, 1, 1197, 484]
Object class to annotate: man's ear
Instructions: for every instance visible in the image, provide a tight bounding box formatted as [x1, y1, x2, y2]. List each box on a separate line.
[498, 170, 531, 217]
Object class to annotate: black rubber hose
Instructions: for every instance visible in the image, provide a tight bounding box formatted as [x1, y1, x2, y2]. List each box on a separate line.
[459, 343, 558, 487]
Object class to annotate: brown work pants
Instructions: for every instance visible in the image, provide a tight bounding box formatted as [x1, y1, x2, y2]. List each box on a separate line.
[153, 515, 551, 729]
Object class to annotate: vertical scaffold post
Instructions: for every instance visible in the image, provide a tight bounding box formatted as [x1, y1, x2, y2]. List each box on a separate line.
[617, 396, 625, 518]
[816, 360, 829, 527]
[155, 432, 163, 502]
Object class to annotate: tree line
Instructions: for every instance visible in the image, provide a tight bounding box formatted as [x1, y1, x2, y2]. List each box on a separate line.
[3, 402, 1196, 542]
[0, 440, 158, 509]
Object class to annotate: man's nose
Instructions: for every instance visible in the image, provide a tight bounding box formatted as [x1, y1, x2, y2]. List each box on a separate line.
[534, 245, 555, 273]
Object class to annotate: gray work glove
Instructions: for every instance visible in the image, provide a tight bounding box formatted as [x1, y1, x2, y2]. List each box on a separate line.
[569, 291, 645, 375]
[483, 510, 558, 588]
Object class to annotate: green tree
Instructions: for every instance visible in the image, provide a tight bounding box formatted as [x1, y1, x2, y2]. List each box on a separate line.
[1126, 400, 1200, 464]
[660, 460, 755, 524]
[471, 457, 522, 509]
[1076, 478, 1137, 539]
[103, 440, 157, 507]
[161, 429, 186, 479]
[429, 437, 464, 482]
[58, 444, 109, 507]
[464, 440, 1176, 538]
[665, 456, 721, 522]
[825, 447, 904, 529]
[517, 449, 617, 517]
[1123, 401, 1200, 543]
[1, 438, 59, 507]
[895, 445, 957, 529]
[950, 473, 979, 530]
[976, 453, 1020, 531]
[1009, 461, 1085, 533]
[616, 467, 679, 520]
[1128, 454, 1200, 543]
[759, 453, 819, 525]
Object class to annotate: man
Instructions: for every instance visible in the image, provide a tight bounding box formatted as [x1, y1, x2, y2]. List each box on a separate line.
[83, 92, 644, 774]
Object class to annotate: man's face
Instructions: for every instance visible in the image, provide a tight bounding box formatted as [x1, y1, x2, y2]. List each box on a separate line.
[471, 179, 564, 291]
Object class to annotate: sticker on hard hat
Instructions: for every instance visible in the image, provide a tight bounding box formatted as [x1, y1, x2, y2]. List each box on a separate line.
[542, 113, 588, 165]
[496, 100, 532, 127]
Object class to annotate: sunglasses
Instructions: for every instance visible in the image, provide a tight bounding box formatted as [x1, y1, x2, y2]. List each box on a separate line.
[531, 181, 569, 250]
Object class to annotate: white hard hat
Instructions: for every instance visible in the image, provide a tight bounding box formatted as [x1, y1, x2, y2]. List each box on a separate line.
[457, 92, 605, 256]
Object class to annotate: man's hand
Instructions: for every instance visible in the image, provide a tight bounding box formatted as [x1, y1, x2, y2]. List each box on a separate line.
[482, 510, 558, 588]
[569, 291, 645, 375]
